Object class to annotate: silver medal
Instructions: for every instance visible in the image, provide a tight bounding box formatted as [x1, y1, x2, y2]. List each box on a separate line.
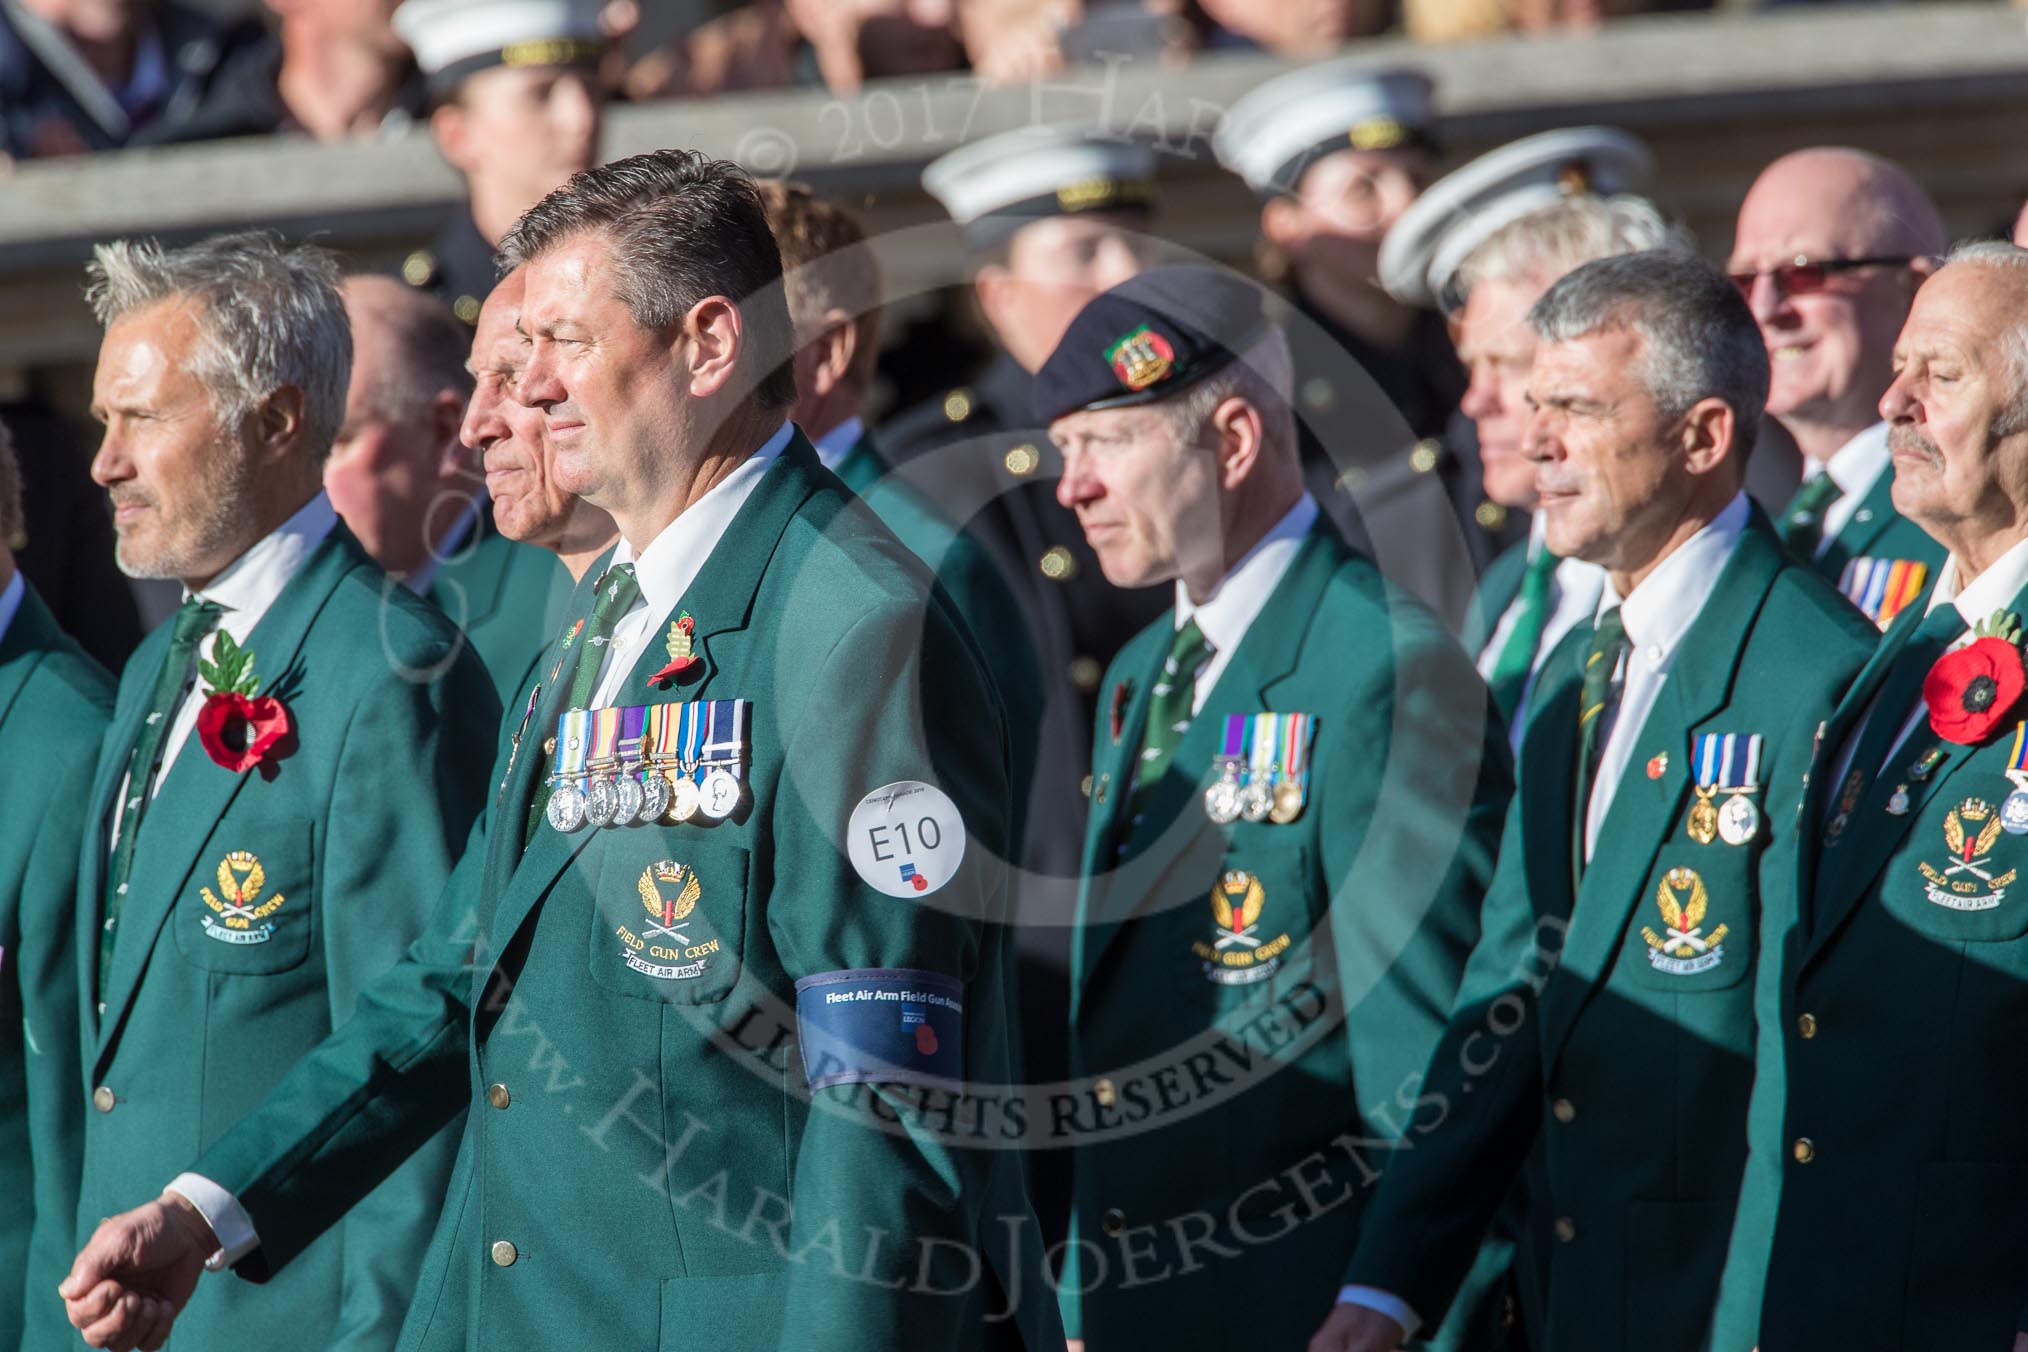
[1886, 784, 1911, 816]
[667, 775, 701, 823]
[638, 771, 671, 824]
[1717, 793, 1760, 846]
[585, 777, 621, 828]
[1240, 780, 1273, 823]
[2003, 790, 2028, 835]
[1204, 778, 1242, 824]
[699, 767, 741, 820]
[613, 773, 644, 826]
[546, 782, 586, 833]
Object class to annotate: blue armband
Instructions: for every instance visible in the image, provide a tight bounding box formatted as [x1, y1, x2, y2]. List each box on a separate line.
[793, 967, 964, 1091]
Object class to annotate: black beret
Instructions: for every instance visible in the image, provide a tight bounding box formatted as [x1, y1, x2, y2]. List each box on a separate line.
[1033, 266, 1272, 425]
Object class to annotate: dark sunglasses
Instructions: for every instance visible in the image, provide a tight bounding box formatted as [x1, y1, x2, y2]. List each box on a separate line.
[1728, 254, 1924, 297]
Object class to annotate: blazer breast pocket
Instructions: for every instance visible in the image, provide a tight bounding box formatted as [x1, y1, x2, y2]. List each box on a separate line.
[1621, 841, 1755, 993]
[589, 831, 751, 1005]
[1880, 790, 2028, 944]
[172, 818, 315, 975]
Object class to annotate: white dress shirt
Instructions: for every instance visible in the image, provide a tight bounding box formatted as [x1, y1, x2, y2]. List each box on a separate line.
[1175, 495, 1317, 715]
[171, 432, 797, 1269]
[1822, 532, 2028, 799]
[1474, 514, 1606, 750]
[1338, 491, 1750, 1335]
[811, 416, 862, 471]
[109, 494, 338, 850]
[0, 569, 23, 649]
[1802, 421, 1890, 558]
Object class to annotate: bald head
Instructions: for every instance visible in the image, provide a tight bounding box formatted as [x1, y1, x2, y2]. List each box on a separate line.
[1729, 148, 1944, 461]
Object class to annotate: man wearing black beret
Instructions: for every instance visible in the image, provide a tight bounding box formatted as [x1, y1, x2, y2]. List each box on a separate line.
[1042, 265, 1516, 1350]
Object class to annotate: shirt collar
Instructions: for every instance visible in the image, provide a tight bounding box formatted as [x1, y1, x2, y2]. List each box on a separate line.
[608, 422, 794, 616]
[187, 492, 339, 622]
[1598, 491, 1750, 657]
[1927, 532, 2028, 625]
[1175, 494, 1319, 652]
[0, 570, 23, 648]
[810, 417, 864, 472]
[1820, 421, 1891, 499]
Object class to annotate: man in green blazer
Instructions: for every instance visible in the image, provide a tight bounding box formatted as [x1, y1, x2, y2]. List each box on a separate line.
[1036, 265, 1513, 1350]
[1729, 148, 1946, 624]
[1317, 254, 1877, 1352]
[1725, 243, 2028, 1348]
[44, 231, 499, 1352]
[0, 425, 115, 1352]
[330, 275, 571, 702]
[61, 151, 1059, 1352]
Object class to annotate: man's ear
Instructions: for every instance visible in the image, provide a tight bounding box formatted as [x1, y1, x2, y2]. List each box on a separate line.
[431, 102, 477, 176]
[1260, 197, 1308, 255]
[1680, 396, 1737, 478]
[683, 295, 745, 399]
[974, 263, 1015, 341]
[255, 385, 306, 462]
[1212, 395, 1267, 491]
[808, 309, 857, 399]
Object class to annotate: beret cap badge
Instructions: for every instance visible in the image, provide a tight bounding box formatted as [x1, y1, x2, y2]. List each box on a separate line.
[1105, 324, 1176, 392]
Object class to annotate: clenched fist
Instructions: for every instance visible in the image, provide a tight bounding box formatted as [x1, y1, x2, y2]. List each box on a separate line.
[59, 1192, 218, 1351]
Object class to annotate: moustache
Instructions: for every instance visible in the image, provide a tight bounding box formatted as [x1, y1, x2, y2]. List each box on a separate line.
[1888, 425, 1943, 465]
[106, 487, 154, 510]
[1535, 473, 1584, 497]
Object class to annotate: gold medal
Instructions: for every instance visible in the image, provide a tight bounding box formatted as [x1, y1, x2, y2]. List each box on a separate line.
[1687, 789, 1719, 845]
[1269, 780, 1304, 824]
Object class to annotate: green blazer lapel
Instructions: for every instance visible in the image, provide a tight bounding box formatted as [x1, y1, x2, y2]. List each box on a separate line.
[483, 438, 825, 970]
[1078, 527, 1341, 985]
[1462, 539, 1527, 658]
[429, 506, 512, 635]
[1817, 469, 1898, 579]
[1539, 519, 1786, 1070]
[1079, 626, 1165, 883]
[0, 580, 62, 731]
[78, 625, 168, 1043]
[96, 527, 365, 1052]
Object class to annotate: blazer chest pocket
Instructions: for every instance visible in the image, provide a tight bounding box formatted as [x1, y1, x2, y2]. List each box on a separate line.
[1190, 837, 1312, 994]
[172, 818, 315, 974]
[1881, 793, 2028, 944]
[1622, 846, 1754, 993]
[589, 832, 750, 1005]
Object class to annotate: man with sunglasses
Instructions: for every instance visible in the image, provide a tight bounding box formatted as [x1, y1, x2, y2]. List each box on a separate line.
[1728, 148, 1946, 626]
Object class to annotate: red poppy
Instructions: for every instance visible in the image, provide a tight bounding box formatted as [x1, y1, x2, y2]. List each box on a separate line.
[1925, 636, 2027, 744]
[196, 691, 293, 772]
[645, 654, 701, 688]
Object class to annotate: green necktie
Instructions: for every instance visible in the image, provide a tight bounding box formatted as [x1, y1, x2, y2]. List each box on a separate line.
[1781, 472, 1844, 557]
[1128, 618, 1215, 825]
[1487, 546, 1561, 724]
[102, 596, 221, 999]
[1572, 606, 1630, 883]
[525, 563, 643, 846]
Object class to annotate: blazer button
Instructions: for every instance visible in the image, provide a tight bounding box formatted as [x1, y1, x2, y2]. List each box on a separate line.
[491, 1240, 518, 1267]
[1551, 1098, 1576, 1123]
[1100, 1209, 1126, 1237]
[1796, 1013, 1818, 1039]
[92, 1085, 116, 1113]
[1553, 1217, 1577, 1243]
[1039, 546, 1078, 582]
[1792, 1137, 1816, 1164]
[1093, 1078, 1117, 1108]
[1004, 444, 1040, 476]
[487, 1083, 511, 1110]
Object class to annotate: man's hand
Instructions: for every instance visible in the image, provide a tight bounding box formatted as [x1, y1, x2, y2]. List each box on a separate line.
[1309, 1303, 1408, 1352]
[59, 1192, 218, 1350]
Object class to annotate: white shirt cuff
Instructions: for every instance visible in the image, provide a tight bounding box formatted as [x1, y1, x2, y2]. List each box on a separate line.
[1337, 1285, 1421, 1339]
[166, 1173, 260, 1271]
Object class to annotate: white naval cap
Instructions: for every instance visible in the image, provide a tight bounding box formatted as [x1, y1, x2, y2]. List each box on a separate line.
[1212, 62, 1437, 198]
[394, 0, 605, 99]
[921, 124, 1157, 250]
[1378, 125, 1654, 309]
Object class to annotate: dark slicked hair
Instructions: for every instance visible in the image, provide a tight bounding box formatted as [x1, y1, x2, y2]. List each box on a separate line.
[499, 148, 796, 411]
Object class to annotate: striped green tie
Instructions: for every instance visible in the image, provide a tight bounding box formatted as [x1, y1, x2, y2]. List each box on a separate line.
[1781, 472, 1843, 557]
[1128, 619, 1215, 828]
[1487, 545, 1561, 724]
[1573, 606, 1629, 883]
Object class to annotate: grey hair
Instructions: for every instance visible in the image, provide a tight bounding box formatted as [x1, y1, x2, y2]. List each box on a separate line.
[343, 276, 476, 422]
[85, 231, 352, 460]
[1455, 194, 1683, 302]
[1528, 251, 1770, 454]
[1159, 325, 1296, 459]
[1937, 239, 2028, 436]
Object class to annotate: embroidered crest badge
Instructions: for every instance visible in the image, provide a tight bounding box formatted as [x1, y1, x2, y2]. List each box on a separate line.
[1190, 869, 1292, 986]
[1641, 866, 1727, 975]
[198, 850, 288, 945]
[615, 860, 719, 980]
[1918, 797, 2017, 911]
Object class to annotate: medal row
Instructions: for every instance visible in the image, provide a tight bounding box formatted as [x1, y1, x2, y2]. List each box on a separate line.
[546, 700, 751, 834]
[1204, 712, 1314, 826]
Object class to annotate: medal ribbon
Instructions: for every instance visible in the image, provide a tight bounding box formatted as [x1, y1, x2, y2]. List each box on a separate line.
[551, 709, 591, 786]
[619, 703, 648, 767]
[1279, 712, 1313, 801]
[2008, 722, 2028, 786]
[585, 705, 624, 771]
[1248, 712, 1277, 790]
[702, 699, 752, 781]
[1219, 714, 1248, 767]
